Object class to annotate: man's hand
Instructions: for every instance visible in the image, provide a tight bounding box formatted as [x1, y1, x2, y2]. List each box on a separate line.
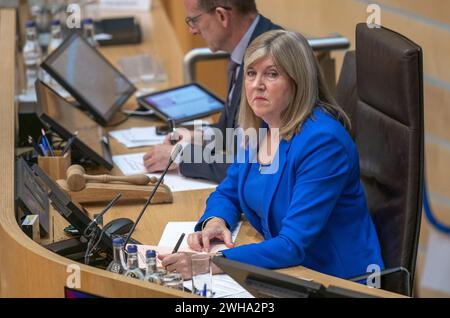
[143, 144, 178, 172]
[187, 218, 234, 253]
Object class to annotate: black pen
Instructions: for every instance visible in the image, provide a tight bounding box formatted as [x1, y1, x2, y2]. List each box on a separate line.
[62, 136, 75, 156]
[172, 233, 185, 254]
[28, 136, 42, 155]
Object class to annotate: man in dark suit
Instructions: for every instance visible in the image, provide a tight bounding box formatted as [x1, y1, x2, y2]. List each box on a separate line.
[144, 0, 281, 183]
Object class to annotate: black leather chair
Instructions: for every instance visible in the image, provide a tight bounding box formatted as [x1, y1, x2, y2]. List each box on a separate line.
[336, 23, 424, 296]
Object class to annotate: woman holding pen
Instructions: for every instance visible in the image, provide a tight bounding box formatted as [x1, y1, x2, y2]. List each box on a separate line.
[160, 30, 384, 280]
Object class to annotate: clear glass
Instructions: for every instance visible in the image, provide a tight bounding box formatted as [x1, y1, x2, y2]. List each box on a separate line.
[191, 254, 213, 297]
[145, 268, 167, 285]
[161, 273, 184, 291]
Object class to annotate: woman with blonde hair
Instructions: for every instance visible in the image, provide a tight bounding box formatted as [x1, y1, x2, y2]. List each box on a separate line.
[161, 30, 384, 280]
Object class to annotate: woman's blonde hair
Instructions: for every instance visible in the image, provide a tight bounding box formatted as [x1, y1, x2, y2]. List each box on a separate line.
[238, 30, 350, 140]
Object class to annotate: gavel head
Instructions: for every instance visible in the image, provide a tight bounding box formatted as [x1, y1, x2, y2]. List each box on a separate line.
[66, 164, 87, 191]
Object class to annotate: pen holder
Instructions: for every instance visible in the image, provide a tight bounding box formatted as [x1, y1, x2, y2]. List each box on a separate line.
[38, 150, 71, 181]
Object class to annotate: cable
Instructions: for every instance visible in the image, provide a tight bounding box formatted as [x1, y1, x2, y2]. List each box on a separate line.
[423, 178, 450, 235]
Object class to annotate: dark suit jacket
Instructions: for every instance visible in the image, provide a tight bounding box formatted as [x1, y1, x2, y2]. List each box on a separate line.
[179, 15, 282, 183]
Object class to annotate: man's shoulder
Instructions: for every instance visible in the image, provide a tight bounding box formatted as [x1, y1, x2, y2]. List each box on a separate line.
[252, 15, 283, 38]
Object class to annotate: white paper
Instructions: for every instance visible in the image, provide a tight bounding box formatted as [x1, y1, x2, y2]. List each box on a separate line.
[99, 0, 152, 11]
[158, 221, 242, 252]
[112, 153, 218, 192]
[109, 127, 165, 148]
[183, 274, 254, 298]
[420, 229, 450, 294]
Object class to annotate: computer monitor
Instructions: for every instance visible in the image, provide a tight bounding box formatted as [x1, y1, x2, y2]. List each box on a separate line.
[35, 80, 113, 170]
[41, 31, 136, 126]
[212, 257, 326, 298]
[15, 157, 50, 235]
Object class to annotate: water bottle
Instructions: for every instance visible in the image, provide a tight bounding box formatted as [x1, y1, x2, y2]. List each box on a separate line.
[106, 237, 125, 274]
[82, 18, 98, 48]
[123, 245, 144, 280]
[144, 250, 163, 283]
[47, 19, 63, 54]
[144, 250, 157, 275]
[22, 20, 42, 93]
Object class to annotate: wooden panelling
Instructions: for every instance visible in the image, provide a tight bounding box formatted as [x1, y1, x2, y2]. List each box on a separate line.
[424, 84, 450, 141]
[373, 0, 450, 25]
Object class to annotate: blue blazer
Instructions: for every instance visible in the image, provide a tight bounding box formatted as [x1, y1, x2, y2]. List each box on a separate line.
[195, 108, 384, 279]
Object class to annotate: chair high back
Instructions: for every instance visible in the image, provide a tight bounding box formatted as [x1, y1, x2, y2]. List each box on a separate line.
[337, 23, 424, 296]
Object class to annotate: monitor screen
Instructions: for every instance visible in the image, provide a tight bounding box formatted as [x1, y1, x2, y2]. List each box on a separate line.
[15, 158, 50, 235]
[35, 80, 113, 170]
[137, 83, 224, 124]
[41, 32, 136, 125]
[212, 257, 326, 298]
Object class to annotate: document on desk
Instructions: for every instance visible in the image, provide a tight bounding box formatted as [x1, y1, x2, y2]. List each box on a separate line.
[133, 221, 242, 268]
[112, 153, 218, 192]
[130, 220, 251, 298]
[158, 221, 242, 252]
[109, 127, 165, 148]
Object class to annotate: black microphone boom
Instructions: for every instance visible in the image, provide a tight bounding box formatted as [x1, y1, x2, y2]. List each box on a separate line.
[124, 144, 183, 247]
[83, 193, 123, 237]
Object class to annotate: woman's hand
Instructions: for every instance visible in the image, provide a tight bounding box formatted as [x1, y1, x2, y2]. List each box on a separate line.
[159, 252, 194, 280]
[159, 252, 224, 280]
[187, 218, 235, 253]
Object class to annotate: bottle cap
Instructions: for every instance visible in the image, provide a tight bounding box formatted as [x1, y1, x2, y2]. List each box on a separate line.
[51, 20, 61, 26]
[112, 237, 124, 246]
[26, 20, 35, 28]
[127, 245, 137, 253]
[146, 250, 156, 258]
[82, 18, 94, 25]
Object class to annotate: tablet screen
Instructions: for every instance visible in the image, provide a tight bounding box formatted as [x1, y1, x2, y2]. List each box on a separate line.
[139, 84, 224, 123]
[42, 32, 136, 125]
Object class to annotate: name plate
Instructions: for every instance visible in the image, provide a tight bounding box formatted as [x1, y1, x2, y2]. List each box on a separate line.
[99, 0, 152, 11]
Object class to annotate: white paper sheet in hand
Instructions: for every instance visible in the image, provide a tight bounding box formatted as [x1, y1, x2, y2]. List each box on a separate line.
[112, 153, 217, 192]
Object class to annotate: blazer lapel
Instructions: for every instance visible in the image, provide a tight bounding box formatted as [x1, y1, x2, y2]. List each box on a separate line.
[261, 139, 291, 236]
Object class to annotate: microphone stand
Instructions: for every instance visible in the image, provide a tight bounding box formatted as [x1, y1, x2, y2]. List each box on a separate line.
[123, 144, 183, 248]
[83, 193, 123, 265]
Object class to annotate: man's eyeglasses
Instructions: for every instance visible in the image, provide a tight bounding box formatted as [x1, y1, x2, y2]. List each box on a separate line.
[185, 6, 232, 28]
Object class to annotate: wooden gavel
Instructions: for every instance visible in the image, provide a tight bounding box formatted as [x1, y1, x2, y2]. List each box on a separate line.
[66, 164, 157, 191]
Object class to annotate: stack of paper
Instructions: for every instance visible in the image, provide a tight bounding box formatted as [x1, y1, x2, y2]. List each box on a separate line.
[112, 152, 218, 192]
[109, 127, 166, 148]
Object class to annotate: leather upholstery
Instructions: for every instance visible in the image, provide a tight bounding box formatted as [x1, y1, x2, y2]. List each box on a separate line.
[336, 23, 424, 295]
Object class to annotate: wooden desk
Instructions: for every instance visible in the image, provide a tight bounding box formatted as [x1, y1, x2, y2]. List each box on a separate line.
[0, 1, 404, 298]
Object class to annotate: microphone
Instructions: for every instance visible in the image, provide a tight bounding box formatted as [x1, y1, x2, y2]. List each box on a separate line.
[123, 144, 183, 247]
[83, 193, 122, 237]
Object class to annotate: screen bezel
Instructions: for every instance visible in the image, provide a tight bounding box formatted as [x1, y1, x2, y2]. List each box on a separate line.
[212, 256, 326, 298]
[35, 80, 113, 170]
[41, 31, 136, 126]
[136, 83, 225, 124]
